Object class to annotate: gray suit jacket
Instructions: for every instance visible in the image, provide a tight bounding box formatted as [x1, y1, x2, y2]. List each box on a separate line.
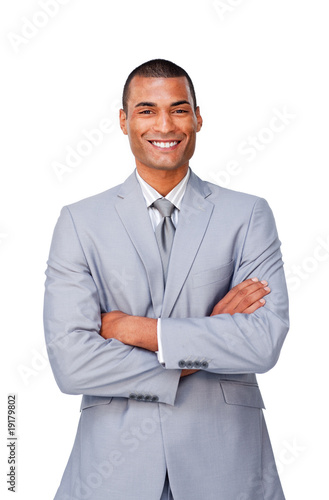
[44, 169, 289, 499]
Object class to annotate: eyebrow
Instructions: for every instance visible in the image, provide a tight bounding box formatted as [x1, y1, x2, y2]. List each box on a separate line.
[134, 100, 192, 108]
[171, 100, 191, 107]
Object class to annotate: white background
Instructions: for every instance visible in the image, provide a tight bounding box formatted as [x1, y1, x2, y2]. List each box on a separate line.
[1, 0, 328, 498]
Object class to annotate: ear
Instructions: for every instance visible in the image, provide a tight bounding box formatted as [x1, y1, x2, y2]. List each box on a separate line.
[195, 106, 203, 132]
[119, 109, 128, 135]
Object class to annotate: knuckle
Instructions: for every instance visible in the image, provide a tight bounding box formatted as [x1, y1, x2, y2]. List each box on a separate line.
[238, 288, 249, 298]
[233, 281, 246, 291]
[240, 298, 251, 308]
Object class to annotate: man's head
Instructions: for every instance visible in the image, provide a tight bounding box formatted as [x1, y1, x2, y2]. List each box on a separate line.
[120, 59, 202, 177]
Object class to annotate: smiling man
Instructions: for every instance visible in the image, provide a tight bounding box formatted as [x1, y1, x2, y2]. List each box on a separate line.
[44, 59, 289, 500]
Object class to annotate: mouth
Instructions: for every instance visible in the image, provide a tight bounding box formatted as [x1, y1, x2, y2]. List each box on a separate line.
[148, 140, 181, 150]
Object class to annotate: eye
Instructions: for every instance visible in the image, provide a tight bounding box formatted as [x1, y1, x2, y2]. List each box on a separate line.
[174, 109, 188, 114]
[139, 110, 153, 115]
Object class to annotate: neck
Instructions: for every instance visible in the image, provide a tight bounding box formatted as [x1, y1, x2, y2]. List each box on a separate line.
[136, 164, 189, 196]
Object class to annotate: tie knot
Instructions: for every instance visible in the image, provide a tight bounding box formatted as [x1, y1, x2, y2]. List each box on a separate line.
[152, 198, 175, 218]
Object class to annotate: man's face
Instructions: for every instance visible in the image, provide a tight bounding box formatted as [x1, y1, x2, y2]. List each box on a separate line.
[120, 76, 202, 173]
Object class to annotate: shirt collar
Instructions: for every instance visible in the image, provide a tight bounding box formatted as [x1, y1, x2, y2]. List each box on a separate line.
[135, 168, 190, 210]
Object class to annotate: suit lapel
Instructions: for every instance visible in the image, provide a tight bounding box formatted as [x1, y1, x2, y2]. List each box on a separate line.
[161, 171, 214, 318]
[115, 172, 164, 318]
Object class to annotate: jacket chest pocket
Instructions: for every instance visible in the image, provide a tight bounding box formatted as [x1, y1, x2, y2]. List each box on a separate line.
[192, 260, 234, 288]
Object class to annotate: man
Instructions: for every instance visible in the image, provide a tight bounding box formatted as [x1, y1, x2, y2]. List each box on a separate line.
[44, 59, 289, 499]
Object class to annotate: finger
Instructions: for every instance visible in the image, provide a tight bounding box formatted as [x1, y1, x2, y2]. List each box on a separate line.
[211, 283, 251, 313]
[233, 286, 270, 312]
[242, 298, 266, 314]
[211, 278, 270, 315]
[211, 279, 260, 314]
[219, 278, 261, 305]
[228, 282, 269, 311]
[219, 278, 269, 308]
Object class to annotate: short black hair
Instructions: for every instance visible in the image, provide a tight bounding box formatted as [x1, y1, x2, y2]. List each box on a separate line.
[122, 59, 197, 114]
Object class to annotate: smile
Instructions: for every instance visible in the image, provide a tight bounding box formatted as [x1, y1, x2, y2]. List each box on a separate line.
[149, 141, 180, 149]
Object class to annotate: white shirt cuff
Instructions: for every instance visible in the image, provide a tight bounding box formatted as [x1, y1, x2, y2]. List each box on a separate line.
[156, 318, 165, 365]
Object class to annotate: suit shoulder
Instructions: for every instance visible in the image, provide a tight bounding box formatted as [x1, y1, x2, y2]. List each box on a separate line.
[64, 182, 122, 216]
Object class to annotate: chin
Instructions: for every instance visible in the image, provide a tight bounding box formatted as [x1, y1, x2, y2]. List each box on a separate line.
[148, 164, 184, 171]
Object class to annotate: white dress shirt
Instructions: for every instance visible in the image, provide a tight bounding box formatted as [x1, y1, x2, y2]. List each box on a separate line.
[135, 168, 190, 365]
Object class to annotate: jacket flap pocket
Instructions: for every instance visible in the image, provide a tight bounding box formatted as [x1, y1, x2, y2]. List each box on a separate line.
[192, 260, 234, 288]
[80, 395, 113, 411]
[220, 381, 265, 409]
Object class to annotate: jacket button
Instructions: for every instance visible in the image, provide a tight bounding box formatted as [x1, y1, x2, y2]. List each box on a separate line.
[151, 395, 159, 402]
[193, 361, 201, 368]
[137, 394, 144, 401]
[129, 393, 137, 400]
[201, 361, 209, 369]
[144, 394, 152, 401]
[185, 360, 194, 368]
[178, 360, 186, 368]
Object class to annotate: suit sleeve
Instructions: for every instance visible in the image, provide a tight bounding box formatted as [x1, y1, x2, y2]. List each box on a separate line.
[160, 198, 289, 374]
[43, 206, 181, 405]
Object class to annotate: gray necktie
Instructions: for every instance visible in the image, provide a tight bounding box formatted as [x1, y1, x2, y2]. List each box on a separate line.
[152, 198, 176, 283]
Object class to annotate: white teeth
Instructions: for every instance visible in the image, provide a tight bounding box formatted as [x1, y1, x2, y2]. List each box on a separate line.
[151, 141, 178, 148]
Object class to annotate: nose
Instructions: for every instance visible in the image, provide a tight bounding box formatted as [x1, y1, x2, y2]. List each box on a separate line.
[153, 110, 175, 135]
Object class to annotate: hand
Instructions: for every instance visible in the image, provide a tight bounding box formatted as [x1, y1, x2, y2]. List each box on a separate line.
[100, 311, 158, 351]
[180, 369, 198, 378]
[210, 278, 270, 316]
[100, 310, 129, 342]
